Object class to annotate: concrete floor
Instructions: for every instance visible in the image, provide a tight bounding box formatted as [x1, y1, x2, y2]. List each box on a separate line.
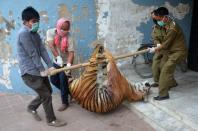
[120, 63, 198, 131]
[1, 62, 198, 131]
[0, 92, 154, 131]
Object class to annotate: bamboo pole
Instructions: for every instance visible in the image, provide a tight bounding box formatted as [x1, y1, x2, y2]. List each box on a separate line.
[49, 48, 149, 76]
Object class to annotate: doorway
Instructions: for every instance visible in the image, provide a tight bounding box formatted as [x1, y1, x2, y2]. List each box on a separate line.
[188, 0, 198, 71]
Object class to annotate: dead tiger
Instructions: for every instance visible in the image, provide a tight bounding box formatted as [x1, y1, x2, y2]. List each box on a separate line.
[69, 44, 150, 113]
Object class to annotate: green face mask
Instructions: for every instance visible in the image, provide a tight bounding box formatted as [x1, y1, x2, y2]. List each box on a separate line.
[157, 21, 165, 27]
[31, 22, 39, 32]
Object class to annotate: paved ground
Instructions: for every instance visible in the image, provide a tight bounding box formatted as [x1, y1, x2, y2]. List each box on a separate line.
[147, 70, 198, 130]
[0, 92, 155, 131]
[1, 62, 197, 131]
[120, 63, 198, 131]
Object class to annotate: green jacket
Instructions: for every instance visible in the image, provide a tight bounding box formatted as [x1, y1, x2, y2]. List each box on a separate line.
[151, 25, 166, 46]
[161, 20, 187, 53]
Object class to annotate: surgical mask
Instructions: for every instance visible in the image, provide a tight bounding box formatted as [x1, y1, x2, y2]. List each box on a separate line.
[157, 21, 165, 27]
[31, 22, 39, 32]
[59, 29, 68, 36]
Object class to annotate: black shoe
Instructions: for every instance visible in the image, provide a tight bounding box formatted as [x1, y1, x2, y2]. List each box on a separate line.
[153, 95, 169, 101]
[151, 82, 159, 87]
[27, 108, 42, 121]
[47, 119, 67, 127]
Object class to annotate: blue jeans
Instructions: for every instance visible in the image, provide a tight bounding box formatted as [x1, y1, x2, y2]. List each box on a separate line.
[50, 63, 70, 105]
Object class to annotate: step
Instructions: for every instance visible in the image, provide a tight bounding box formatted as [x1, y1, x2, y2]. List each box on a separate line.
[124, 100, 195, 131]
[119, 64, 198, 131]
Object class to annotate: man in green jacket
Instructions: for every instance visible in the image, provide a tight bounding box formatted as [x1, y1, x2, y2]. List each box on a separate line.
[149, 7, 187, 100]
[151, 9, 167, 87]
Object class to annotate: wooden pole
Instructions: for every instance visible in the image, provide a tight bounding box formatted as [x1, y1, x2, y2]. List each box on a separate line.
[49, 48, 149, 76]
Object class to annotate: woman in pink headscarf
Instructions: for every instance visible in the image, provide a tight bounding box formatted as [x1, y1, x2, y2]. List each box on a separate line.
[46, 18, 75, 111]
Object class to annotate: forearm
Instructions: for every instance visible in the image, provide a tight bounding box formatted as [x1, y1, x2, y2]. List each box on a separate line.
[41, 50, 53, 68]
[48, 41, 59, 57]
[161, 29, 177, 50]
[39, 41, 53, 68]
[151, 30, 161, 46]
[153, 39, 161, 46]
[67, 51, 74, 64]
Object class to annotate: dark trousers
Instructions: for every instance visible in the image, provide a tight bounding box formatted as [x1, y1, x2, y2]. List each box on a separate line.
[22, 74, 56, 123]
[50, 63, 70, 105]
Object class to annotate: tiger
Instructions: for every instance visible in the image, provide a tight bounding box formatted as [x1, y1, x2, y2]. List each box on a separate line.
[69, 44, 150, 113]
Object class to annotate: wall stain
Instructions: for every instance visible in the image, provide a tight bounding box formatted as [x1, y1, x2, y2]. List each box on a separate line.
[102, 11, 108, 18]
[82, 6, 89, 18]
[39, 11, 49, 24]
[0, 11, 14, 59]
[72, 5, 77, 12]
[0, 9, 16, 89]
[8, 10, 13, 16]
[58, 3, 71, 19]
[0, 12, 15, 33]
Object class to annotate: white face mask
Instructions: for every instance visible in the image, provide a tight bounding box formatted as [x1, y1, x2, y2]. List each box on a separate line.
[60, 29, 68, 36]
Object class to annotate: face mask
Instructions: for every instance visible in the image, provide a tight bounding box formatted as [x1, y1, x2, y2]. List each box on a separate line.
[157, 21, 165, 27]
[31, 22, 39, 32]
[59, 29, 68, 36]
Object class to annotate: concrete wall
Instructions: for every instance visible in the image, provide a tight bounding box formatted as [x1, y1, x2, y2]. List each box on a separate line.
[96, 0, 193, 65]
[0, 0, 97, 93]
[0, 0, 193, 94]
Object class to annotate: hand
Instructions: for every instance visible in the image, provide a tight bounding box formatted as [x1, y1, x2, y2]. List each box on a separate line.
[40, 70, 48, 77]
[157, 43, 161, 47]
[67, 63, 71, 67]
[65, 63, 71, 76]
[55, 56, 63, 67]
[148, 47, 155, 53]
[48, 67, 55, 72]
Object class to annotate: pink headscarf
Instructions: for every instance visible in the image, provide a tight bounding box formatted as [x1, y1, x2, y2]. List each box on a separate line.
[54, 18, 70, 52]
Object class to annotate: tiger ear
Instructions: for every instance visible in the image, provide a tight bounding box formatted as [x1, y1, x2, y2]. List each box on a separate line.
[98, 45, 104, 54]
[90, 39, 104, 49]
[89, 39, 105, 58]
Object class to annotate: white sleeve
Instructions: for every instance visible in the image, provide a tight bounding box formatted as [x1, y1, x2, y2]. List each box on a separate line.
[46, 28, 56, 42]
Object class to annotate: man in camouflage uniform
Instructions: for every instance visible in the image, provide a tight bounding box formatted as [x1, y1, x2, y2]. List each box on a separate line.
[151, 9, 167, 87]
[149, 7, 187, 100]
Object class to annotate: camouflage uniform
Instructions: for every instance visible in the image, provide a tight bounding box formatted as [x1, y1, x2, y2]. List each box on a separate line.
[151, 25, 166, 83]
[157, 20, 187, 97]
